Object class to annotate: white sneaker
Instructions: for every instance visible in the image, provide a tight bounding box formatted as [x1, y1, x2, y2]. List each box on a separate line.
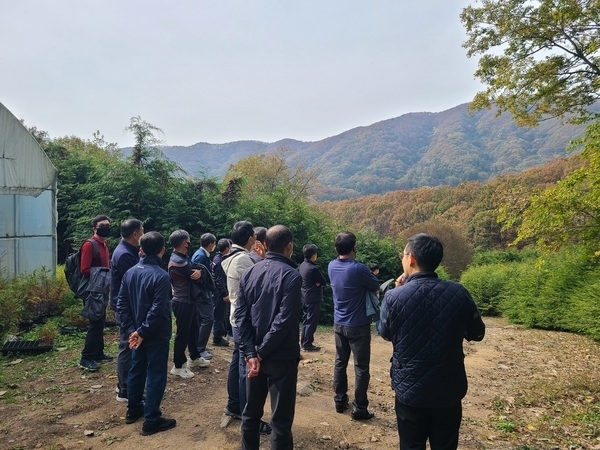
[187, 357, 211, 369]
[170, 365, 195, 379]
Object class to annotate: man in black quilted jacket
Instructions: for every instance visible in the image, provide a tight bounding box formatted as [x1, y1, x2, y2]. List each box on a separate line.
[378, 233, 485, 450]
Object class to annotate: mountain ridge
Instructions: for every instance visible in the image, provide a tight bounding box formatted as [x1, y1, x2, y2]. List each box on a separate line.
[155, 103, 586, 200]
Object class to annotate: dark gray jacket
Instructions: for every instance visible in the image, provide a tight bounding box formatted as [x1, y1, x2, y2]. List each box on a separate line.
[378, 271, 485, 408]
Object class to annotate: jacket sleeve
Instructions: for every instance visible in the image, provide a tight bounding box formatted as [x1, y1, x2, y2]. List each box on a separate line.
[464, 290, 486, 342]
[235, 274, 256, 357]
[377, 290, 393, 341]
[312, 265, 327, 286]
[137, 273, 171, 339]
[256, 272, 302, 360]
[212, 261, 229, 298]
[116, 276, 135, 336]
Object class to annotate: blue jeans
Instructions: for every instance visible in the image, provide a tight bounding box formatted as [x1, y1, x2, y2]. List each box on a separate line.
[242, 359, 298, 450]
[333, 323, 371, 413]
[127, 337, 170, 425]
[226, 327, 247, 414]
[395, 398, 461, 450]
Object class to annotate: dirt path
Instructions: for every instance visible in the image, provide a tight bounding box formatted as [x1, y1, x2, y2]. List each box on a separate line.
[2, 317, 600, 449]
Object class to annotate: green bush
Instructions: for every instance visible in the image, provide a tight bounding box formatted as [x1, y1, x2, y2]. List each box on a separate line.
[461, 263, 512, 316]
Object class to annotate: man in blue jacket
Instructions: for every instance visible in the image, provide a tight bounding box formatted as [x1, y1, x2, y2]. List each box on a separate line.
[328, 231, 380, 420]
[378, 233, 485, 450]
[110, 218, 144, 403]
[117, 231, 176, 436]
[235, 225, 302, 450]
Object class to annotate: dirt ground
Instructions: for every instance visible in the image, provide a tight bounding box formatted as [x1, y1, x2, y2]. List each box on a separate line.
[2, 316, 600, 449]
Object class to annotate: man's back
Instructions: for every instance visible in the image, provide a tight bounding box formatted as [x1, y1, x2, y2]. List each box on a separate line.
[328, 258, 379, 327]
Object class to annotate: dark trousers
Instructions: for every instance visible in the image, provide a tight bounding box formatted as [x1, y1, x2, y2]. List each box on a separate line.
[333, 323, 371, 413]
[115, 311, 132, 394]
[241, 359, 298, 450]
[128, 337, 170, 425]
[226, 327, 247, 414]
[395, 398, 462, 450]
[212, 297, 227, 342]
[301, 301, 321, 348]
[81, 301, 106, 360]
[196, 297, 214, 352]
[172, 301, 200, 367]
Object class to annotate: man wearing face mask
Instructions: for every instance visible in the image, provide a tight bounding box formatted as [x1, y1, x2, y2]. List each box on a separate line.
[79, 214, 113, 372]
[111, 219, 144, 402]
[168, 230, 208, 379]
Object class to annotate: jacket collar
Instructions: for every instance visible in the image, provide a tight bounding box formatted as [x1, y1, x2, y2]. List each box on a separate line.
[265, 251, 297, 268]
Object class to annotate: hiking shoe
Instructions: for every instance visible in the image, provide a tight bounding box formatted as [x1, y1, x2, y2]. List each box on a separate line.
[187, 357, 211, 369]
[200, 350, 213, 360]
[223, 407, 242, 420]
[79, 359, 100, 372]
[259, 420, 272, 435]
[125, 408, 144, 424]
[213, 337, 230, 347]
[335, 401, 349, 413]
[141, 417, 176, 436]
[116, 391, 128, 402]
[96, 353, 114, 362]
[302, 345, 321, 352]
[351, 410, 375, 421]
[170, 366, 195, 379]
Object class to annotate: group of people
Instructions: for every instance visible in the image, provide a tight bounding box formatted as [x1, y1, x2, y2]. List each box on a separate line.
[75, 214, 486, 449]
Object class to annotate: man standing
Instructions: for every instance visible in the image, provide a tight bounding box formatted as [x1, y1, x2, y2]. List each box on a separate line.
[79, 214, 112, 372]
[116, 231, 176, 436]
[378, 233, 485, 449]
[110, 218, 144, 402]
[328, 231, 380, 420]
[299, 243, 327, 352]
[236, 225, 302, 450]
[249, 226, 267, 263]
[211, 238, 231, 347]
[168, 230, 209, 379]
[191, 232, 217, 360]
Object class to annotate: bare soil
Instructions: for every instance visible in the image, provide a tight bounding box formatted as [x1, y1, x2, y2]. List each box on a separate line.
[2, 317, 600, 449]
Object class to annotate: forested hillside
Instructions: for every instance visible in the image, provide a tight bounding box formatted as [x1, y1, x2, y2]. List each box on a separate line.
[319, 155, 584, 251]
[156, 103, 587, 200]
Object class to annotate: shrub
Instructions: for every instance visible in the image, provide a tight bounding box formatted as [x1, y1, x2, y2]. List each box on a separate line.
[461, 263, 511, 316]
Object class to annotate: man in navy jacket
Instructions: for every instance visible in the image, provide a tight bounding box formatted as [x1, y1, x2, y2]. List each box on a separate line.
[117, 231, 176, 436]
[235, 225, 302, 450]
[378, 233, 485, 450]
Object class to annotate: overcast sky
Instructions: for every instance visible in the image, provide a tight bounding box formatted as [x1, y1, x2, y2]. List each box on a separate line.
[1, 1, 482, 147]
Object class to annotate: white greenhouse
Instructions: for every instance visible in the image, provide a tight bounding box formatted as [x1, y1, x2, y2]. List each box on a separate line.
[0, 102, 57, 277]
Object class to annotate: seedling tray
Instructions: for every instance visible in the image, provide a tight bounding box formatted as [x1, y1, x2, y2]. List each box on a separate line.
[1, 340, 54, 356]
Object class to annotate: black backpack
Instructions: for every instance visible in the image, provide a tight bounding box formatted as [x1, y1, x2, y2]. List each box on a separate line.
[64, 239, 98, 296]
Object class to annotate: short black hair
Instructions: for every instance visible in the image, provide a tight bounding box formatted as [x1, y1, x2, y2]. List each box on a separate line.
[254, 226, 267, 243]
[216, 238, 231, 253]
[140, 231, 165, 256]
[91, 215, 110, 228]
[120, 219, 143, 238]
[405, 233, 444, 272]
[302, 243, 318, 259]
[334, 231, 356, 256]
[265, 225, 293, 254]
[231, 221, 254, 246]
[368, 262, 380, 272]
[200, 233, 217, 248]
[169, 229, 190, 248]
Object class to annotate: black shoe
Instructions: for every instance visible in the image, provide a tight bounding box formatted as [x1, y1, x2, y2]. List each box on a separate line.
[141, 417, 177, 436]
[223, 407, 241, 420]
[96, 353, 114, 362]
[78, 359, 100, 372]
[213, 337, 230, 347]
[335, 401, 349, 413]
[259, 420, 272, 435]
[125, 408, 144, 424]
[303, 345, 321, 352]
[351, 410, 375, 421]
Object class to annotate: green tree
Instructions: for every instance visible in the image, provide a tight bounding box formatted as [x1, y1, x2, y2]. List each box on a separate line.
[461, 0, 600, 127]
[126, 116, 164, 168]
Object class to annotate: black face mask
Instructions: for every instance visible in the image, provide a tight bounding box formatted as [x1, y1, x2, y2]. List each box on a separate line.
[96, 226, 111, 237]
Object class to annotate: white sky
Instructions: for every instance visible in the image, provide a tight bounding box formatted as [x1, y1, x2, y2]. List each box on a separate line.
[1, 1, 482, 147]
